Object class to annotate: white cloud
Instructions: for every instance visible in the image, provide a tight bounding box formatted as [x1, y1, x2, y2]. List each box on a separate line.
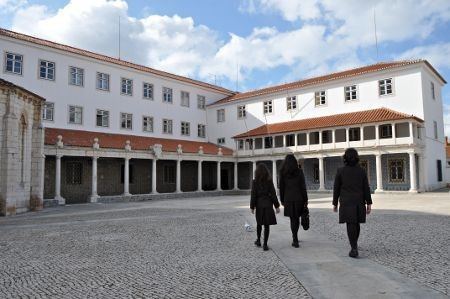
[0, 0, 27, 12]
[399, 43, 450, 70]
[444, 104, 450, 138]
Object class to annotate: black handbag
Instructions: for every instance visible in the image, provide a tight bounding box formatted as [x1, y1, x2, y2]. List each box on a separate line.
[301, 207, 310, 230]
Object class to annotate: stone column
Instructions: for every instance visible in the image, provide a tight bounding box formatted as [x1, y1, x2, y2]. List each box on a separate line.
[409, 122, 414, 142]
[217, 161, 222, 191]
[332, 129, 336, 149]
[233, 162, 238, 190]
[152, 159, 158, 194]
[375, 124, 380, 146]
[318, 156, 325, 191]
[197, 160, 202, 191]
[375, 154, 384, 192]
[90, 156, 99, 202]
[272, 160, 278, 189]
[346, 128, 350, 147]
[176, 159, 181, 193]
[409, 152, 418, 193]
[360, 126, 364, 146]
[123, 157, 130, 196]
[252, 161, 257, 179]
[55, 154, 65, 204]
[392, 123, 397, 144]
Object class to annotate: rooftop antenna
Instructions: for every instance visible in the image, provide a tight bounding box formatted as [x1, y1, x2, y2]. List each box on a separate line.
[373, 7, 379, 62]
[118, 15, 121, 60]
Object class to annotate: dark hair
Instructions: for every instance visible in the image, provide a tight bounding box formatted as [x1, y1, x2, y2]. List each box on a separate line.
[343, 148, 359, 166]
[281, 154, 300, 177]
[255, 163, 271, 184]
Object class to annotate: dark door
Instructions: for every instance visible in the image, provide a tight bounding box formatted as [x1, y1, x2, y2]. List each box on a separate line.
[437, 160, 442, 182]
[221, 169, 229, 190]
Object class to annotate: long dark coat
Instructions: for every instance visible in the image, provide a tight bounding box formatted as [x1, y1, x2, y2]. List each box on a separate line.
[333, 165, 373, 223]
[250, 179, 280, 225]
[279, 169, 308, 218]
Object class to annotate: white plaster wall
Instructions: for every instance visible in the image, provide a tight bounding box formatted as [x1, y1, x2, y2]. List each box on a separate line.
[0, 37, 231, 143]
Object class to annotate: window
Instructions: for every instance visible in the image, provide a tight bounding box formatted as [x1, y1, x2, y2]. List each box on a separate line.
[120, 113, 132, 130]
[163, 87, 173, 103]
[237, 105, 246, 119]
[380, 125, 392, 138]
[39, 60, 55, 80]
[198, 124, 206, 138]
[217, 138, 225, 145]
[143, 83, 153, 99]
[264, 136, 273, 148]
[69, 67, 84, 86]
[345, 85, 357, 101]
[5, 52, 23, 74]
[446, 160, 450, 168]
[96, 110, 109, 127]
[163, 165, 175, 184]
[286, 96, 297, 111]
[313, 164, 319, 183]
[121, 164, 134, 184]
[433, 121, 438, 139]
[349, 128, 361, 141]
[217, 109, 225, 122]
[181, 91, 190, 107]
[96, 72, 110, 91]
[238, 140, 244, 150]
[197, 95, 206, 109]
[437, 160, 442, 182]
[379, 78, 393, 96]
[181, 121, 190, 136]
[285, 134, 295, 146]
[431, 82, 435, 100]
[42, 102, 54, 121]
[245, 139, 253, 150]
[68, 106, 82, 124]
[66, 162, 82, 185]
[315, 91, 326, 106]
[121, 78, 133, 95]
[263, 100, 273, 114]
[143, 116, 153, 132]
[163, 119, 173, 134]
[388, 160, 404, 183]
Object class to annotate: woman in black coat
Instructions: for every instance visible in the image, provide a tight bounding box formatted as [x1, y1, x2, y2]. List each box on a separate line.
[279, 154, 308, 248]
[333, 148, 372, 258]
[250, 163, 280, 251]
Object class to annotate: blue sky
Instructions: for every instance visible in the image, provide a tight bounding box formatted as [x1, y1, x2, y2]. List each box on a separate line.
[1, 0, 449, 136]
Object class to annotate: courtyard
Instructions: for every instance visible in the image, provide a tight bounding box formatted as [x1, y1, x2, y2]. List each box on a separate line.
[0, 193, 449, 298]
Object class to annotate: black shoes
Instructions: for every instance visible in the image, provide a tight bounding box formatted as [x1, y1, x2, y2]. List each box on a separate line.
[292, 241, 299, 248]
[263, 244, 269, 251]
[349, 248, 359, 258]
[254, 239, 261, 247]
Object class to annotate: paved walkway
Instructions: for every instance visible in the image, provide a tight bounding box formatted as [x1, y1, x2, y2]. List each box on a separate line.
[0, 193, 449, 298]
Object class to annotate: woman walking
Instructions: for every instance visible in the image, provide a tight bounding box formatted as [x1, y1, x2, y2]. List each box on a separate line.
[250, 163, 280, 251]
[279, 154, 308, 248]
[333, 148, 372, 258]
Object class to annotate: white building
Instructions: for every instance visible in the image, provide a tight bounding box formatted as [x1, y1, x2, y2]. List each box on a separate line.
[0, 28, 447, 211]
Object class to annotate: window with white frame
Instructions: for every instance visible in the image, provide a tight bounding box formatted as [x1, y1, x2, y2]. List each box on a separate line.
[143, 82, 153, 99]
[286, 96, 297, 111]
[120, 113, 132, 130]
[314, 91, 326, 106]
[197, 95, 206, 109]
[163, 87, 173, 103]
[96, 72, 110, 91]
[69, 67, 84, 86]
[379, 78, 393, 96]
[388, 159, 405, 183]
[380, 124, 392, 138]
[349, 128, 361, 141]
[68, 106, 83, 124]
[5, 52, 23, 74]
[237, 105, 246, 119]
[431, 81, 435, 100]
[121, 78, 133, 95]
[39, 60, 55, 80]
[217, 109, 225, 122]
[181, 121, 190, 136]
[181, 91, 190, 107]
[344, 85, 357, 101]
[96, 109, 109, 127]
[142, 116, 153, 132]
[434, 121, 438, 139]
[263, 100, 273, 114]
[198, 124, 206, 138]
[238, 140, 244, 150]
[163, 119, 173, 134]
[42, 102, 54, 121]
[217, 137, 225, 145]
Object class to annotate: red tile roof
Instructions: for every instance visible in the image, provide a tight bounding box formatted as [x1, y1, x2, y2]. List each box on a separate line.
[0, 78, 45, 101]
[211, 60, 446, 106]
[233, 108, 423, 138]
[45, 128, 233, 156]
[0, 28, 234, 96]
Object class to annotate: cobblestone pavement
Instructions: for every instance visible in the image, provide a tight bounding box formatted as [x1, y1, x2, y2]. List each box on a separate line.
[0, 203, 310, 299]
[308, 206, 450, 296]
